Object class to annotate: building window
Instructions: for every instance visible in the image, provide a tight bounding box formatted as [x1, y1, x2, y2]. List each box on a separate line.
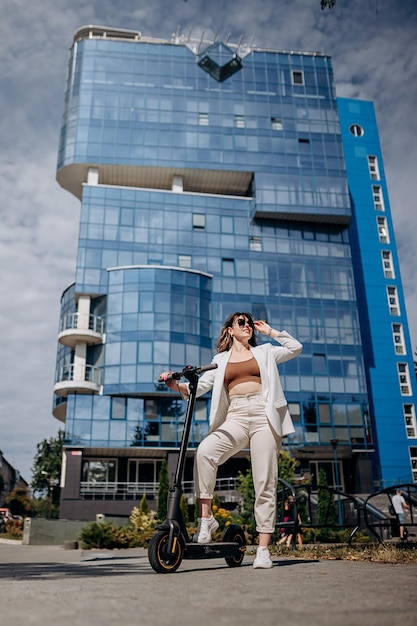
[234, 115, 245, 128]
[313, 354, 327, 374]
[82, 460, 116, 484]
[250, 236, 262, 251]
[178, 255, 191, 268]
[349, 124, 364, 137]
[377, 216, 389, 243]
[198, 112, 209, 126]
[403, 405, 416, 438]
[298, 138, 311, 152]
[288, 402, 301, 422]
[145, 399, 158, 419]
[111, 397, 126, 419]
[372, 185, 385, 211]
[397, 363, 411, 396]
[382, 250, 394, 279]
[292, 70, 304, 85]
[271, 117, 283, 130]
[128, 459, 162, 483]
[318, 403, 331, 422]
[193, 213, 206, 229]
[410, 446, 417, 482]
[222, 258, 235, 276]
[387, 286, 400, 316]
[392, 323, 406, 355]
[368, 155, 380, 180]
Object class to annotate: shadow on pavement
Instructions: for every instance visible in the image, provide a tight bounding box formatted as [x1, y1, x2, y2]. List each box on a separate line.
[0, 551, 320, 580]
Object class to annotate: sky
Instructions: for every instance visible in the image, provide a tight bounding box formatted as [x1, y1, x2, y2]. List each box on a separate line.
[0, 0, 416, 484]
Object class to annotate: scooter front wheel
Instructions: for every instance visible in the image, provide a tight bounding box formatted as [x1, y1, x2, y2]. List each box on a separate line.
[223, 524, 246, 567]
[148, 530, 184, 574]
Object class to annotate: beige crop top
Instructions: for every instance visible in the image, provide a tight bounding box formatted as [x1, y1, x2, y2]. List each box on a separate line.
[224, 355, 261, 392]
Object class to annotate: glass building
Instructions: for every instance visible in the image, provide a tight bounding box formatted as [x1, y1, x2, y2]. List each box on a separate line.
[54, 26, 416, 520]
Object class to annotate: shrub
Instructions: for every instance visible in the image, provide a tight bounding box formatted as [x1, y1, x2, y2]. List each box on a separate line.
[138, 494, 149, 515]
[78, 507, 160, 550]
[78, 522, 131, 549]
[4, 519, 24, 540]
[157, 460, 169, 522]
[180, 494, 189, 527]
[130, 507, 157, 533]
[237, 467, 256, 541]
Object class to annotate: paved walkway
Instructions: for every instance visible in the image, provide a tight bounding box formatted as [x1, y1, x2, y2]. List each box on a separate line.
[0, 541, 416, 626]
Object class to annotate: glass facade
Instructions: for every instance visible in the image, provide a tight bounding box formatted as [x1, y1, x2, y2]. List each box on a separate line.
[54, 29, 416, 508]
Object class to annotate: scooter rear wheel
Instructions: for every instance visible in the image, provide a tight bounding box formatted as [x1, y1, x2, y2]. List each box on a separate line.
[148, 530, 184, 574]
[223, 524, 246, 567]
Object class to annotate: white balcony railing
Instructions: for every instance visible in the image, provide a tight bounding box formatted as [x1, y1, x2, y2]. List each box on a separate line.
[79, 477, 240, 500]
[54, 363, 102, 396]
[58, 313, 105, 347]
[56, 363, 102, 385]
[59, 312, 105, 334]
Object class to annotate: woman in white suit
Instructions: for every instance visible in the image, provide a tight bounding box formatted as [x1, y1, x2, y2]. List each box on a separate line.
[161, 311, 302, 569]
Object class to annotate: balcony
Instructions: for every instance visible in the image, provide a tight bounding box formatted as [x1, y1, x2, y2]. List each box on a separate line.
[79, 477, 240, 502]
[52, 395, 67, 422]
[58, 313, 104, 347]
[54, 363, 102, 396]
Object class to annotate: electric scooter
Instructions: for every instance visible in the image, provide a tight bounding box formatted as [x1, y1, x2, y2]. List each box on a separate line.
[147, 363, 246, 574]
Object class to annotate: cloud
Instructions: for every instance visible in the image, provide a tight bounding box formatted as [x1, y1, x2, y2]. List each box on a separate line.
[0, 0, 416, 480]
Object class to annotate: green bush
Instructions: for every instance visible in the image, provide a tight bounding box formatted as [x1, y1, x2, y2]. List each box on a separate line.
[157, 459, 169, 522]
[180, 494, 189, 527]
[300, 526, 371, 544]
[237, 467, 256, 541]
[78, 508, 159, 550]
[78, 522, 129, 549]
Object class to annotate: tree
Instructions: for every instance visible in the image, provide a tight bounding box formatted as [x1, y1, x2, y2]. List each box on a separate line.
[31, 429, 65, 518]
[139, 494, 149, 515]
[321, 0, 336, 8]
[180, 494, 189, 526]
[237, 465, 256, 539]
[278, 449, 299, 483]
[316, 468, 337, 540]
[157, 459, 169, 522]
[6, 487, 32, 518]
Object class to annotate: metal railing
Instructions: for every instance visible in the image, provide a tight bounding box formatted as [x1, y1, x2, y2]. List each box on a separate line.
[59, 312, 105, 334]
[55, 363, 102, 386]
[276, 480, 364, 545]
[78, 476, 415, 544]
[364, 483, 417, 543]
[79, 477, 240, 500]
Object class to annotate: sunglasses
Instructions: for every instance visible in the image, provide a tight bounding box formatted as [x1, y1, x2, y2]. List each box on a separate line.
[235, 317, 253, 328]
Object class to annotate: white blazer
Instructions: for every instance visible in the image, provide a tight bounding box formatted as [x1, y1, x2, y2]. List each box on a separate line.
[194, 330, 303, 438]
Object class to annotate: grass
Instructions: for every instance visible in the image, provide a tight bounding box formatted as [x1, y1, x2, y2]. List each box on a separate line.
[269, 541, 417, 564]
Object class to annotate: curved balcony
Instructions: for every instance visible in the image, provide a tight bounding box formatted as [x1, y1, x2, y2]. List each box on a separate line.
[52, 396, 67, 422]
[58, 313, 105, 347]
[54, 363, 102, 397]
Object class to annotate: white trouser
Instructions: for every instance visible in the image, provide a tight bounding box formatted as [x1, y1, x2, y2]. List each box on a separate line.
[194, 393, 282, 534]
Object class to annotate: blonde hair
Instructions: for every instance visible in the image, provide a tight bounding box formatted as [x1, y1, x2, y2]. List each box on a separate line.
[216, 312, 257, 353]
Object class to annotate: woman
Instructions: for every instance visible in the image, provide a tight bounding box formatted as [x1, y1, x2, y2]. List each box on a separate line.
[284, 494, 303, 547]
[160, 312, 302, 569]
[277, 499, 291, 545]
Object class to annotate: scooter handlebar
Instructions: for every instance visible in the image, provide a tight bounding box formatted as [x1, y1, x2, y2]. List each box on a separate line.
[158, 362, 218, 382]
[197, 362, 218, 374]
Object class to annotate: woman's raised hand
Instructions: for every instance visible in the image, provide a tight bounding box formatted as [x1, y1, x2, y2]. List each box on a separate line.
[253, 320, 272, 336]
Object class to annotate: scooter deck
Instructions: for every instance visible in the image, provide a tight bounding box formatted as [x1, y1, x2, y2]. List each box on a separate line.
[184, 541, 246, 560]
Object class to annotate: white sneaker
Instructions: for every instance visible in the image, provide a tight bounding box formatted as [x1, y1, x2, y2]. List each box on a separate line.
[193, 515, 219, 544]
[253, 547, 273, 569]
